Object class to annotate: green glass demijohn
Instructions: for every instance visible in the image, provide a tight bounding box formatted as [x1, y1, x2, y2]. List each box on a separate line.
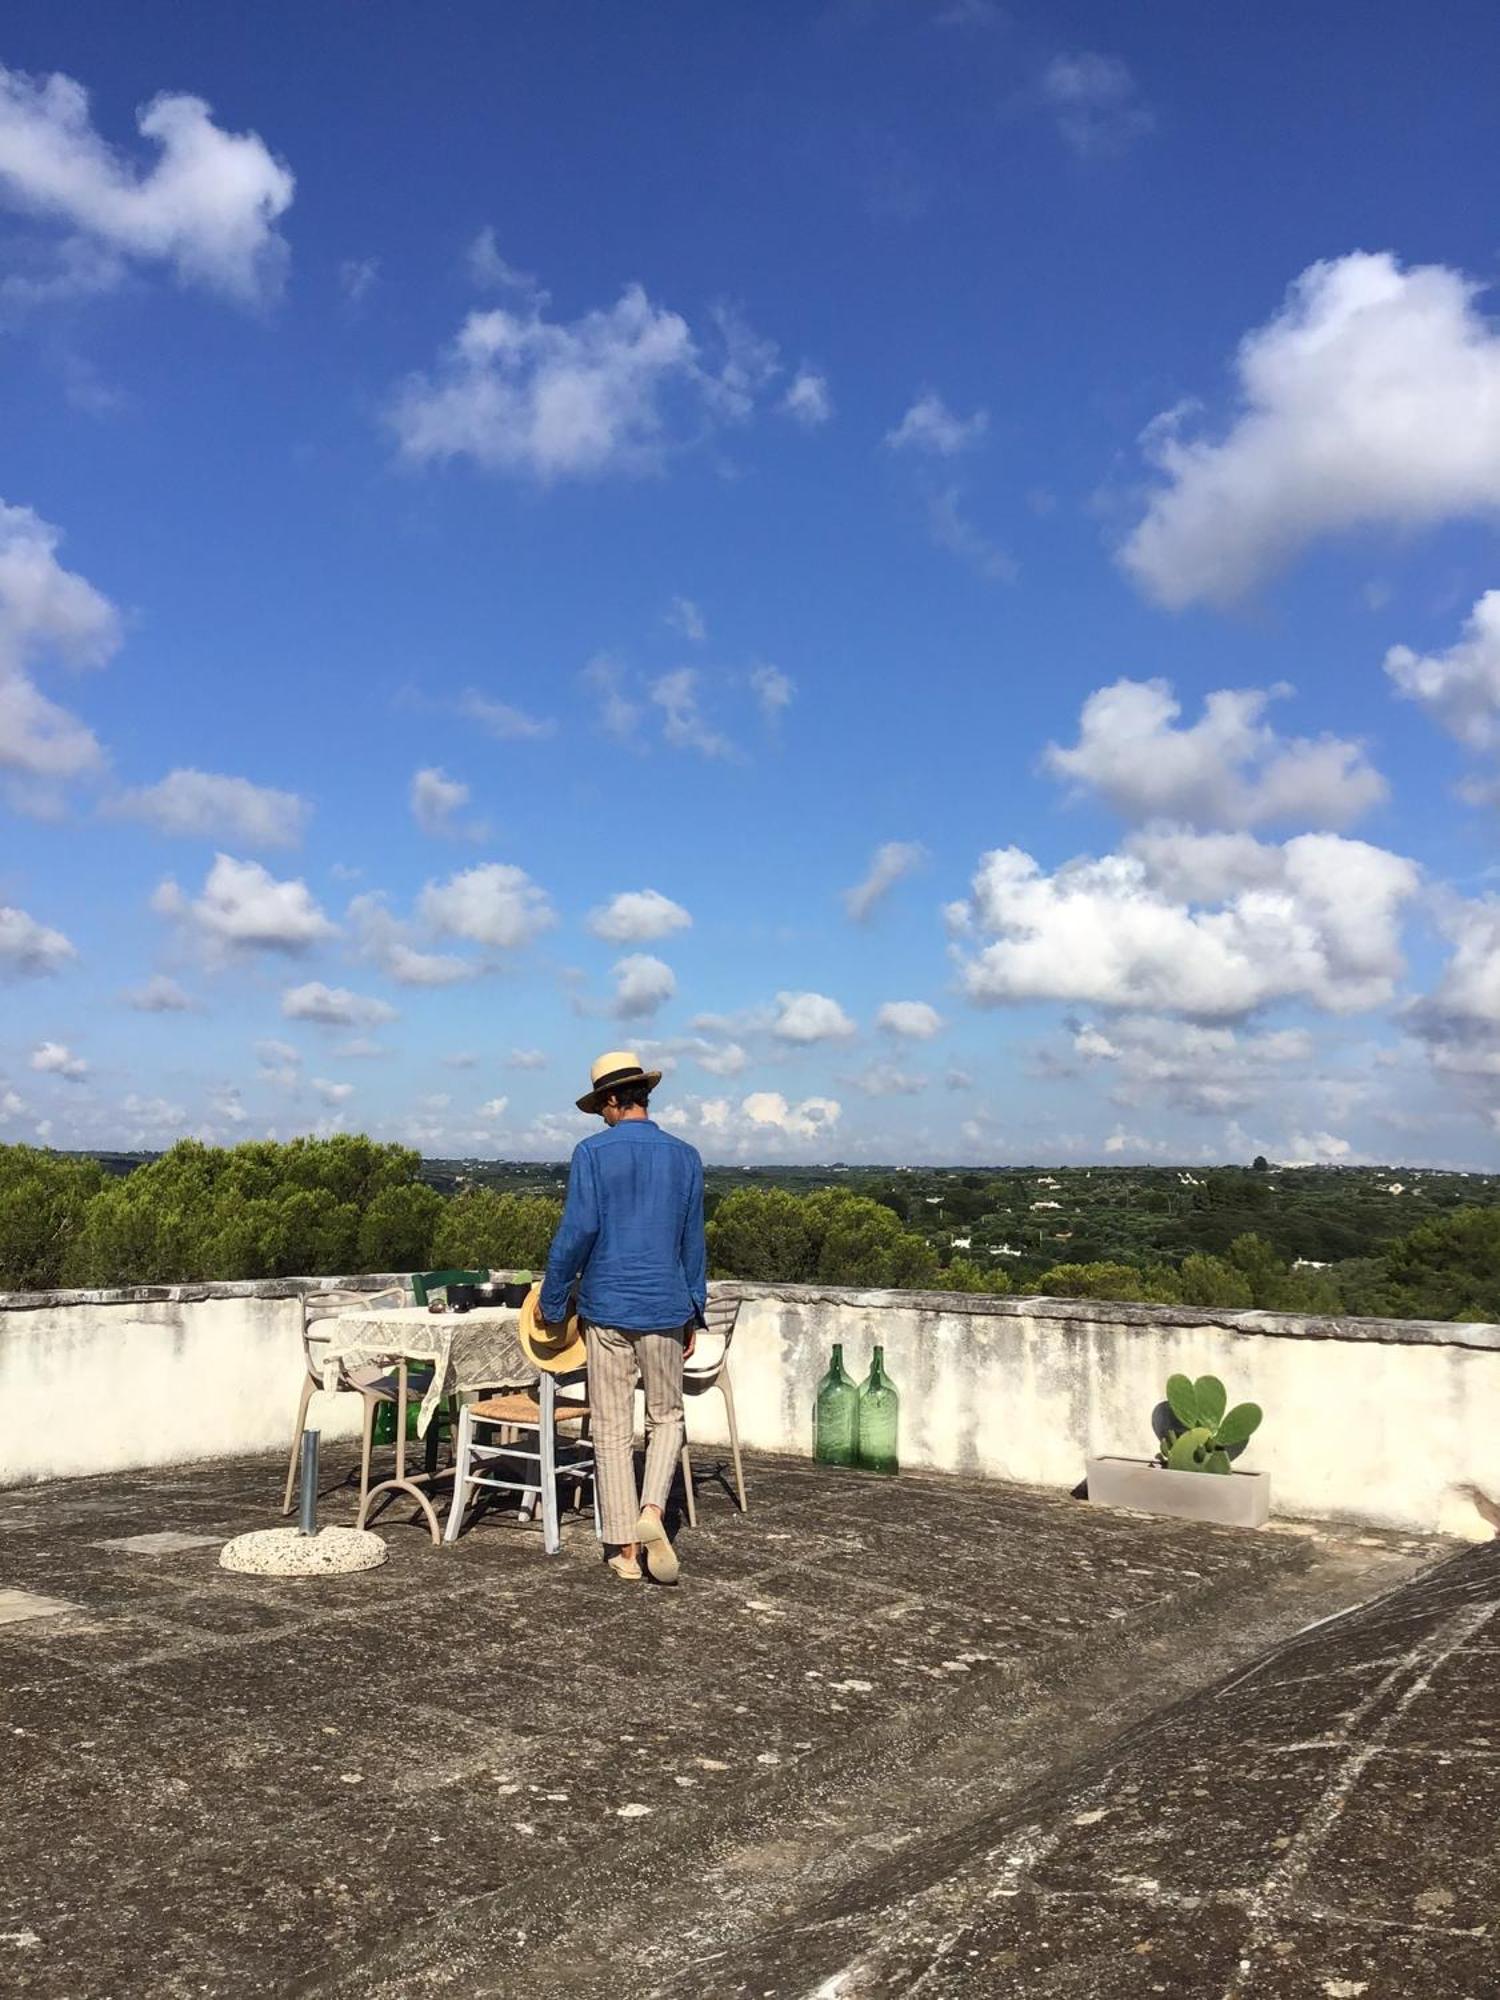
[856, 1344, 899, 1475]
[814, 1342, 860, 1467]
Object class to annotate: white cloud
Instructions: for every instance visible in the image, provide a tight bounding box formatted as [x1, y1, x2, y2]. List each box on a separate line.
[0, 903, 76, 977]
[925, 486, 1017, 583]
[312, 1077, 353, 1106]
[885, 391, 987, 455]
[1385, 591, 1500, 754]
[410, 764, 487, 840]
[742, 1091, 842, 1143]
[0, 64, 294, 303]
[956, 833, 1419, 1020]
[110, 768, 310, 847]
[339, 256, 378, 305]
[509, 1047, 548, 1070]
[389, 267, 779, 480]
[641, 1035, 749, 1079]
[586, 889, 692, 944]
[1045, 679, 1386, 830]
[665, 596, 707, 642]
[458, 690, 556, 741]
[1282, 1131, 1352, 1165]
[335, 1037, 389, 1061]
[30, 1039, 87, 1080]
[749, 663, 795, 720]
[1121, 254, 1500, 608]
[582, 653, 641, 743]
[153, 853, 336, 957]
[844, 840, 927, 921]
[846, 1060, 927, 1097]
[611, 952, 676, 1020]
[650, 668, 734, 758]
[782, 368, 832, 426]
[876, 1000, 944, 1040]
[0, 500, 121, 810]
[773, 991, 857, 1043]
[1065, 1013, 1315, 1115]
[256, 1037, 301, 1086]
[348, 892, 476, 987]
[478, 1095, 509, 1120]
[418, 861, 556, 951]
[1041, 52, 1154, 158]
[122, 974, 193, 1012]
[443, 1051, 479, 1070]
[466, 226, 545, 301]
[281, 981, 397, 1028]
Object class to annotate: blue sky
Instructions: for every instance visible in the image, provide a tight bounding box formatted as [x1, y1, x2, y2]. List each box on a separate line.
[3, 1, 1500, 1167]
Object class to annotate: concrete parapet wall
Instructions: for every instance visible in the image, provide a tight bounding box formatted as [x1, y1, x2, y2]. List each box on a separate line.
[2, 1276, 1497, 1537]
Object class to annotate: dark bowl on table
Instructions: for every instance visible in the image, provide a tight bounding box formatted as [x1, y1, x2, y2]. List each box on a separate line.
[501, 1280, 532, 1309]
[447, 1282, 477, 1312]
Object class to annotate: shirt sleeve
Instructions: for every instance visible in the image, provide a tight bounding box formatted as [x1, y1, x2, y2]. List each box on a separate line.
[540, 1146, 599, 1323]
[679, 1146, 707, 1321]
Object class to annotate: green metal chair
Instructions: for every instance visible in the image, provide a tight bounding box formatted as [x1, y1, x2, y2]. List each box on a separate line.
[410, 1267, 488, 1306]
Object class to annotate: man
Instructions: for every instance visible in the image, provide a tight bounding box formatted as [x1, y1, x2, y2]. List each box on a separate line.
[538, 1051, 706, 1583]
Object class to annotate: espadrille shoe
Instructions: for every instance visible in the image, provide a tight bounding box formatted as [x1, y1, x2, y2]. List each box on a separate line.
[607, 1552, 642, 1582]
[633, 1511, 680, 1585]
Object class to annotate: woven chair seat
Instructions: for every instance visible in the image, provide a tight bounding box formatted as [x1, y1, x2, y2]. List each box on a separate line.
[470, 1393, 590, 1426]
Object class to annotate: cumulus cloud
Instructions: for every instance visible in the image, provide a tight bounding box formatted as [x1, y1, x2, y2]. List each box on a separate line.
[0, 63, 294, 304]
[876, 1000, 944, 1039]
[954, 832, 1419, 1020]
[1282, 1131, 1353, 1165]
[665, 596, 706, 642]
[1041, 52, 1154, 158]
[845, 1060, 927, 1097]
[1121, 253, 1500, 608]
[152, 853, 336, 957]
[458, 690, 556, 741]
[110, 768, 310, 847]
[478, 1095, 509, 1120]
[0, 500, 120, 811]
[348, 892, 475, 987]
[509, 1047, 548, 1070]
[582, 653, 642, 743]
[749, 662, 795, 720]
[611, 953, 676, 1020]
[885, 391, 987, 455]
[1385, 591, 1500, 755]
[782, 368, 832, 426]
[1408, 897, 1500, 1129]
[742, 1090, 842, 1143]
[773, 991, 857, 1043]
[281, 981, 397, 1028]
[418, 861, 557, 951]
[256, 1037, 300, 1086]
[924, 485, 1017, 583]
[389, 265, 781, 480]
[410, 765, 487, 840]
[1064, 1013, 1315, 1115]
[1045, 679, 1386, 830]
[121, 974, 193, 1012]
[0, 903, 76, 977]
[649, 668, 734, 759]
[586, 889, 692, 945]
[844, 840, 927, 921]
[312, 1077, 353, 1106]
[30, 1039, 88, 1080]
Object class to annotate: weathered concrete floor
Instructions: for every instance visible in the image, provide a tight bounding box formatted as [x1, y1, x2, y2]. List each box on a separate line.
[0, 1449, 1460, 1998]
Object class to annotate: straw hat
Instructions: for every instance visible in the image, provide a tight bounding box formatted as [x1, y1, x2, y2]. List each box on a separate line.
[575, 1049, 663, 1116]
[517, 1283, 587, 1374]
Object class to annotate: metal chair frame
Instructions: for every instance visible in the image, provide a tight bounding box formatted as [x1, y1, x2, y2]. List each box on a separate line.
[443, 1370, 597, 1554]
[678, 1294, 748, 1527]
[280, 1284, 415, 1517]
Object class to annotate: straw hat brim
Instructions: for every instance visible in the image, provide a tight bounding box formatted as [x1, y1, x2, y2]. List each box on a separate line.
[575, 1067, 663, 1115]
[517, 1283, 587, 1375]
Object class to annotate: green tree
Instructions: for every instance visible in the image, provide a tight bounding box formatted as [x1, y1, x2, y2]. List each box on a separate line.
[0, 1147, 105, 1290]
[803, 1190, 938, 1288]
[1379, 1207, 1500, 1321]
[430, 1189, 562, 1271]
[1177, 1253, 1255, 1309]
[706, 1188, 816, 1283]
[1037, 1260, 1183, 1305]
[357, 1182, 443, 1272]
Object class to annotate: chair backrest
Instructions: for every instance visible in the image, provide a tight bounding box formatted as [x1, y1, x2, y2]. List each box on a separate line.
[411, 1268, 486, 1307]
[300, 1284, 404, 1370]
[685, 1294, 740, 1387]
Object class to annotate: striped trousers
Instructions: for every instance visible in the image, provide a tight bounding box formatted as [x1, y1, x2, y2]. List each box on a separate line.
[585, 1322, 685, 1545]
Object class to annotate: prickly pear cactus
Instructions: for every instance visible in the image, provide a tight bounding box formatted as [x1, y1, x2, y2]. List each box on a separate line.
[1158, 1373, 1262, 1473]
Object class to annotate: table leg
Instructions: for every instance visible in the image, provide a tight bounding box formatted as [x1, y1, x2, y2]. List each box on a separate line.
[357, 1355, 444, 1545]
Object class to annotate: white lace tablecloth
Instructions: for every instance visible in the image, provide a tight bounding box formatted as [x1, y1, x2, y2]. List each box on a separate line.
[319, 1304, 537, 1436]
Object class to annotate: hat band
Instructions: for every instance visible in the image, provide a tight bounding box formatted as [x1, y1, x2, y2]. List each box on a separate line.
[592, 1065, 648, 1092]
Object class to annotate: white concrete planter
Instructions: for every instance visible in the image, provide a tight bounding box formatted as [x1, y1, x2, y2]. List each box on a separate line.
[1086, 1455, 1270, 1529]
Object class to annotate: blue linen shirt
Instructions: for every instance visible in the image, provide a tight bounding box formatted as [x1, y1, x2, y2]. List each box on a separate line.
[539, 1119, 707, 1332]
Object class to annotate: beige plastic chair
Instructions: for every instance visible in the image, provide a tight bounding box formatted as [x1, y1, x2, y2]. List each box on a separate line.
[679, 1293, 748, 1526]
[280, 1284, 413, 1517]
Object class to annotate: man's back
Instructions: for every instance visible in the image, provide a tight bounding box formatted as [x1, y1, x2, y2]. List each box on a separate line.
[540, 1118, 706, 1332]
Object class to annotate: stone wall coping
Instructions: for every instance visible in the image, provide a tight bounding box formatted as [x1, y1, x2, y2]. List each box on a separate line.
[1, 1272, 1496, 1353]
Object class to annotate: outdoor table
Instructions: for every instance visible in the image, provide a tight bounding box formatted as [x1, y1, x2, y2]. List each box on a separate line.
[321, 1304, 539, 1543]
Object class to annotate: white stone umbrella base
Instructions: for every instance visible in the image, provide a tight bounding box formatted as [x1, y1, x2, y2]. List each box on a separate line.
[219, 1526, 388, 1577]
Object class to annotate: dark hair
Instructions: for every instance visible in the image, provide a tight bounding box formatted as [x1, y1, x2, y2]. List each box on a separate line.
[607, 1082, 653, 1112]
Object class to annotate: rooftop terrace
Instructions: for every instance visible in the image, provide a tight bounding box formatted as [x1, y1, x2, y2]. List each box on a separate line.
[4, 1441, 1492, 1998]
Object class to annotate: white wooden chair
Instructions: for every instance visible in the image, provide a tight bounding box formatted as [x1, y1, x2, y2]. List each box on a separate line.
[678, 1293, 748, 1526]
[443, 1370, 596, 1555]
[280, 1284, 420, 1517]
